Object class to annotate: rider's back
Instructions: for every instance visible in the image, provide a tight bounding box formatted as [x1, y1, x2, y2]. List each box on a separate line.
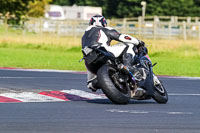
[82, 26, 103, 48]
[82, 25, 120, 48]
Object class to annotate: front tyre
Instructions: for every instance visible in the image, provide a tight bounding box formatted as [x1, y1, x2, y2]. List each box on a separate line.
[152, 82, 168, 104]
[97, 65, 131, 104]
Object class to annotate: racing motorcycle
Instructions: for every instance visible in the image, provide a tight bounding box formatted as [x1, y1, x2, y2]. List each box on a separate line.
[81, 43, 168, 104]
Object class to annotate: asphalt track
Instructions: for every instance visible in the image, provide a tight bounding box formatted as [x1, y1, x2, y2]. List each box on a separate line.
[0, 69, 200, 133]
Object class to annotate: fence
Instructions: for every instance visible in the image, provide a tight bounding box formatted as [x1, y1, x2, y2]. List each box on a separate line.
[109, 16, 200, 40]
[2, 16, 200, 40]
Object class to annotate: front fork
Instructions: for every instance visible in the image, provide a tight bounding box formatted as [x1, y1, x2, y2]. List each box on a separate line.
[153, 74, 161, 85]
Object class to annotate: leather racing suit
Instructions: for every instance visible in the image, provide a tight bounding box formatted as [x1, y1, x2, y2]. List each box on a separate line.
[82, 25, 141, 91]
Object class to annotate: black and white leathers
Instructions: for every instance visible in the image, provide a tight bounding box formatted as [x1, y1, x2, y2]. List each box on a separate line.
[82, 25, 139, 58]
[82, 25, 140, 90]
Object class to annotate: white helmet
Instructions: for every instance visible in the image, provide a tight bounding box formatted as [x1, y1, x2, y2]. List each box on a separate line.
[89, 15, 107, 27]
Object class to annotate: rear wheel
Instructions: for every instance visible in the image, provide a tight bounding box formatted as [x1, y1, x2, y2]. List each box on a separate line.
[97, 65, 131, 104]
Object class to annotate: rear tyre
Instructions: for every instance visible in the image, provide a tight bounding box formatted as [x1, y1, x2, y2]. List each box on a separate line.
[97, 65, 131, 104]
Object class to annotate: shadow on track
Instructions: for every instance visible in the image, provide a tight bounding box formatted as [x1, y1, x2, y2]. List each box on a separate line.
[87, 99, 156, 105]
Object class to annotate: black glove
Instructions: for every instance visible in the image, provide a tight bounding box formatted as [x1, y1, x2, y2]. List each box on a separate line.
[138, 45, 148, 56]
[138, 40, 145, 47]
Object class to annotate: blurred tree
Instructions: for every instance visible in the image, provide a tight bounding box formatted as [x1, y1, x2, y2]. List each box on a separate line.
[50, 0, 72, 5]
[147, 0, 200, 17]
[51, 0, 200, 18]
[0, 0, 33, 24]
[193, 0, 200, 6]
[51, 0, 141, 18]
[146, 0, 164, 16]
[103, 0, 120, 18]
[161, 0, 196, 16]
[116, 0, 142, 18]
[28, 0, 52, 17]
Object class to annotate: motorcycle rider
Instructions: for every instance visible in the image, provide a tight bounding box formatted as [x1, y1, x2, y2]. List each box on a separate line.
[82, 15, 145, 92]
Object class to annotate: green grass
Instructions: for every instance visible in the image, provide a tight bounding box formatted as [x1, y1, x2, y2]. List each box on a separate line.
[0, 45, 200, 77]
[151, 57, 200, 77]
[0, 25, 200, 77]
[149, 49, 200, 77]
[0, 47, 85, 71]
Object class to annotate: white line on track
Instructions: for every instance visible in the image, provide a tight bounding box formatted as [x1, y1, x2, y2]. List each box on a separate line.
[0, 68, 86, 74]
[167, 112, 193, 115]
[107, 109, 193, 115]
[1, 68, 200, 80]
[169, 93, 200, 96]
[164, 76, 200, 80]
[0, 77, 50, 79]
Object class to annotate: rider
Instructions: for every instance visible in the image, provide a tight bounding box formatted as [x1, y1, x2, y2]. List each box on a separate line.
[82, 14, 145, 92]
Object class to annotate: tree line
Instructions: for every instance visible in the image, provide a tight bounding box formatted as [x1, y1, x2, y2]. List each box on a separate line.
[0, 0, 200, 24]
[0, 0, 52, 24]
[51, 0, 200, 18]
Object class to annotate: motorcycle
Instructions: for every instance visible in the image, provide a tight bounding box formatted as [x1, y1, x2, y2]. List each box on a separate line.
[81, 43, 168, 104]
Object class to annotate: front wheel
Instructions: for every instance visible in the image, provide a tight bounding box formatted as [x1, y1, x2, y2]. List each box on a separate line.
[97, 65, 131, 104]
[152, 81, 168, 104]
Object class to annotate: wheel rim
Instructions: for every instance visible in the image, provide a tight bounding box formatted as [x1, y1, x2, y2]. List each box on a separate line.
[155, 84, 165, 94]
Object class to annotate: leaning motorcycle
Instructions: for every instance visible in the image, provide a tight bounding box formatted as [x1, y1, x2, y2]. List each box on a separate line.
[82, 43, 168, 104]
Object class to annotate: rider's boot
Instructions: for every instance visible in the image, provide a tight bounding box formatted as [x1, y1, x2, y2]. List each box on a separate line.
[118, 53, 145, 81]
[87, 77, 100, 92]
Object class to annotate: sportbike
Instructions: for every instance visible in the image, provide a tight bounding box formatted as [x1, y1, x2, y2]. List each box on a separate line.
[81, 43, 168, 104]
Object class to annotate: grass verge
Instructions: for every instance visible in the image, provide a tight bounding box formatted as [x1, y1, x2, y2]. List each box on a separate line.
[0, 47, 85, 71]
[0, 25, 200, 77]
[0, 45, 199, 77]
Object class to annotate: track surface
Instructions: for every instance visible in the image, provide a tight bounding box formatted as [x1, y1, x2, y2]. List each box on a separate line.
[0, 69, 200, 133]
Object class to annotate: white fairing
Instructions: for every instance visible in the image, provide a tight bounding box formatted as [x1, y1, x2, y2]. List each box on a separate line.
[106, 43, 135, 57]
[106, 44, 127, 57]
[119, 34, 139, 45]
[126, 43, 136, 56]
[98, 30, 124, 57]
[98, 30, 135, 57]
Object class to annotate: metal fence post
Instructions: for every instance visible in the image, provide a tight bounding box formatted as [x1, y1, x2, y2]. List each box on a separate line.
[195, 17, 199, 23]
[168, 22, 172, 40]
[122, 18, 127, 33]
[107, 19, 110, 26]
[56, 20, 59, 35]
[187, 17, 192, 38]
[187, 17, 191, 24]
[153, 16, 158, 39]
[199, 22, 200, 40]
[138, 16, 142, 38]
[183, 21, 187, 40]
[39, 18, 42, 34]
